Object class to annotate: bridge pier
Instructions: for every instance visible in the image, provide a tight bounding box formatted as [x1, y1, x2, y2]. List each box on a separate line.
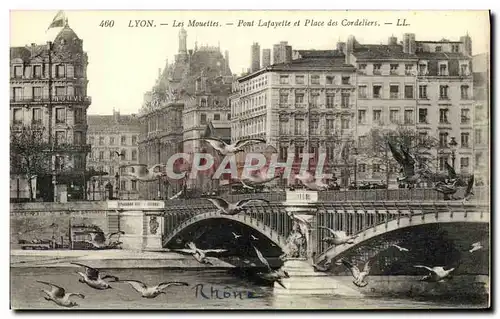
[108, 200, 165, 251]
[274, 191, 362, 295]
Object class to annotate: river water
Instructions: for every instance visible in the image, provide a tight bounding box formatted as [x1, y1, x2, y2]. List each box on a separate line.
[10, 267, 488, 310]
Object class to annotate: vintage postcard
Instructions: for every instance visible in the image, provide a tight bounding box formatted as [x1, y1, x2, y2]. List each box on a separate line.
[9, 10, 490, 310]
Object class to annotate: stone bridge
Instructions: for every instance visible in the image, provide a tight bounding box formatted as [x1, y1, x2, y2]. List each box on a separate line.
[160, 188, 489, 264]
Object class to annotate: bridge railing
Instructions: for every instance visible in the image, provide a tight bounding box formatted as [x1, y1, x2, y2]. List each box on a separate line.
[162, 186, 488, 205]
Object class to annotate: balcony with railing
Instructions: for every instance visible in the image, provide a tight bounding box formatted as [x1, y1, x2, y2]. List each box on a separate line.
[10, 95, 92, 104]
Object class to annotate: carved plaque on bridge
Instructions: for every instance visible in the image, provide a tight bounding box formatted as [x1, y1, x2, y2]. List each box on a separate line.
[286, 191, 318, 203]
[107, 200, 165, 210]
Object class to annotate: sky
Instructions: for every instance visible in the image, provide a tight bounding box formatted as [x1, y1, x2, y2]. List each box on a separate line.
[10, 10, 490, 116]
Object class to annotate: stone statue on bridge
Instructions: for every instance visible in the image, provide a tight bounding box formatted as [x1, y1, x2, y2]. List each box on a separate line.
[283, 213, 312, 259]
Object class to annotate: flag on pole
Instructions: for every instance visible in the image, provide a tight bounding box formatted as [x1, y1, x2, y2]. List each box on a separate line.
[46, 11, 66, 31]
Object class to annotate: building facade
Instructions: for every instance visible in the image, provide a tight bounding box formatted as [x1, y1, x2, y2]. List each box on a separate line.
[231, 33, 480, 188]
[138, 28, 233, 199]
[232, 43, 357, 185]
[472, 53, 490, 185]
[345, 33, 475, 185]
[87, 110, 141, 200]
[10, 23, 91, 201]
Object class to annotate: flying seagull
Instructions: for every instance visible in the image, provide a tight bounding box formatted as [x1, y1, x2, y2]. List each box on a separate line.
[461, 175, 475, 202]
[294, 171, 329, 191]
[205, 197, 269, 215]
[250, 235, 259, 241]
[38, 281, 85, 308]
[120, 280, 189, 298]
[173, 242, 227, 265]
[169, 189, 184, 200]
[84, 231, 124, 249]
[319, 226, 358, 245]
[182, 137, 267, 156]
[391, 244, 409, 252]
[434, 162, 459, 199]
[388, 141, 429, 186]
[413, 265, 456, 282]
[469, 241, 483, 253]
[120, 164, 166, 182]
[232, 232, 242, 239]
[340, 258, 372, 287]
[71, 262, 119, 290]
[114, 151, 125, 159]
[240, 168, 281, 189]
[253, 246, 289, 289]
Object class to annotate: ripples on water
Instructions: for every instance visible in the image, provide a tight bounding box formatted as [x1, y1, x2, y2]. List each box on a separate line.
[10, 268, 487, 310]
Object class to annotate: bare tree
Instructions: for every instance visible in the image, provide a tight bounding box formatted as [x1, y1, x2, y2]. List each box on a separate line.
[359, 126, 438, 186]
[10, 126, 52, 201]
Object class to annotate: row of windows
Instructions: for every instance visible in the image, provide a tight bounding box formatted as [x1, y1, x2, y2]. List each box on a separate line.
[11, 86, 86, 101]
[88, 135, 138, 146]
[278, 118, 351, 135]
[54, 130, 85, 145]
[437, 131, 484, 148]
[279, 74, 351, 86]
[199, 112, 231, 125]
[239, 76, 269, 94]
[357, 107, 472, 125]
[11, 64, 84, 79]
[357, 84, 470, 100]
[356, 61, 469, 77]
[12, 107, 85, 125]
[91, 149, 138, 161]
[279, 91, 351, 108]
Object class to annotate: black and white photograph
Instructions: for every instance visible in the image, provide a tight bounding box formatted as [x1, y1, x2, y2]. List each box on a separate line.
[8, 9, 491, 310]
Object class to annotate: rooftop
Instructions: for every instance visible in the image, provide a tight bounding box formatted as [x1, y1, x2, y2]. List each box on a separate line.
[87, 114, 140, 132]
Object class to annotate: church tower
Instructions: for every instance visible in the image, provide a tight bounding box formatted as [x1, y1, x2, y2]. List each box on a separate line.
[178, 27, 187, 54]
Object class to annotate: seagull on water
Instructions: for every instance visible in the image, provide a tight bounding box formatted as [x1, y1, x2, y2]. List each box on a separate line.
[391, 244, 409, 252]
[205, 197, 269, 215]
[173, 242, 227, 265]
[232, 232, 242, 239]
[413, 265, 456, 282]
[340, 258, 372, 287]
[469, 241, 483, 253]
[318, 226, 358, 245]
[120, 280, 189, 298]
[253, 246, 289, 289]
[71, 262, 119, 290]
[182, 137, 267, 156]
[38, 281, 85, 308]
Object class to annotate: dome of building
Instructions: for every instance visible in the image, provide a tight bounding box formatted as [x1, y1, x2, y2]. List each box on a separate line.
[54, 25, 80, 44]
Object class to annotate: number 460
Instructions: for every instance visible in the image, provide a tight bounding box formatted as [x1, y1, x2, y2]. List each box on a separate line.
[99, 20, 115, 27]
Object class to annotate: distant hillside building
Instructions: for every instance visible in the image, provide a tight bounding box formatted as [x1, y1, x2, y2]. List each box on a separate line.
[87, 110, 141, 200]
[10, 22, 91, 201]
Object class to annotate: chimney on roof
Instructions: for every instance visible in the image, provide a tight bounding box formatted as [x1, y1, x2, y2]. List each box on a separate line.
[403, 33, 416, 54]
[345, 35, 355, 64]
[272, 41, 292, 64]
[113, 109, 120, 123]
[224, 50, 230, 73]
[337, 42, 346, 54]
[460, 33, 472, 57]
[388, 35, 398, 45]
[250, 42, 261, 73]
[261, 49, 271, 67]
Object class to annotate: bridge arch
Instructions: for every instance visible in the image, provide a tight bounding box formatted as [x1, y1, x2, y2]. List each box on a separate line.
[318, 210, 490, 262]
[162, 210, 288, 250]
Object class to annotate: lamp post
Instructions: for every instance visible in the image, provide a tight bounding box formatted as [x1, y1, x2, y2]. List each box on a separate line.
[91, 177, 95, 201]
[449, 136, 458, 170]
[115, 172, 120, 199]
[352, 146, 358, 187]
